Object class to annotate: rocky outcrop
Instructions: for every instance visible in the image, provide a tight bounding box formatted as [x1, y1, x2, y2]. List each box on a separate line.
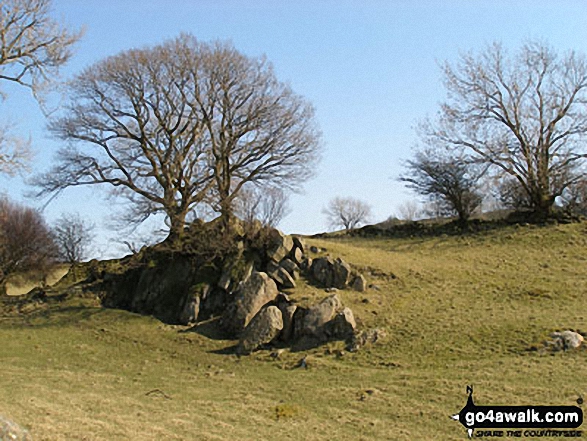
[237, 305, 283, 355]
[278, 304, 297, 342]
[48, 222, 366, 356]
[270, 266, 296, 290]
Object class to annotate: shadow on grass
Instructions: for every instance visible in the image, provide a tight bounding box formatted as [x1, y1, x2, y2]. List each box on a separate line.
[182, 317, 232, 340]
[1, 304, 107, 329]
[209, 344, 239, 355]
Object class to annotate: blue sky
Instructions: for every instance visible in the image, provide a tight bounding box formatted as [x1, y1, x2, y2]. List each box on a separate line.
[1, 0, 586, 257]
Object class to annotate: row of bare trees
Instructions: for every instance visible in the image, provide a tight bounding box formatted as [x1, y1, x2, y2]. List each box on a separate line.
[3, 0, 587, 251]
[400, 41, 587, 222]
[0, 196, 94, 293]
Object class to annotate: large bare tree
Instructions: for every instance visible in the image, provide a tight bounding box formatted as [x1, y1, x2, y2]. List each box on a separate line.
[421, 41, 587, 219]
[0, 0, 81, 174]
[36, 34, 321, 238]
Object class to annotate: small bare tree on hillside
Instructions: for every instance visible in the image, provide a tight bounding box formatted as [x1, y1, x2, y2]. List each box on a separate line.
[0, 197, 57, 293]
[395, 200, 422, 221]
[35, 34, 320, 239]
[0, 0, 81, 175]
[323, 196, 372, 232]
[400, 150, 483, 223]
[52, 213, 94, 264]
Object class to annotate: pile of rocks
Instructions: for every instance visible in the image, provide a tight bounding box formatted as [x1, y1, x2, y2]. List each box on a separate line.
[262, 230, 367, 293]
[221, 271, 356, 354]
[214, 229, 367, 354]
[57, 224, 370, 355]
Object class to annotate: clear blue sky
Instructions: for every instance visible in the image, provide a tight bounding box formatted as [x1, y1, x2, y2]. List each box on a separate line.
[1, 0, 586, 258]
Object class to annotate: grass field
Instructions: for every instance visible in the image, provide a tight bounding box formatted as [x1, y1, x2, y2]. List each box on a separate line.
[1, 222, 586, 440]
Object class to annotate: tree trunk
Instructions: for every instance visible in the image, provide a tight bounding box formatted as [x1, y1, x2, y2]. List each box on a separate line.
[535, 196, 553, 220]
[166, 211, 188, 246]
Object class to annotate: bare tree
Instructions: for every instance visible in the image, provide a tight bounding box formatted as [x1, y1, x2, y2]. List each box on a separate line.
[35, 34, 320, 239]
[400, 150, 483, 223]
[323, 196, 372, 232]
[395, 200, 421, 221]
[421, 41, 587, 219]
[0, 0, 81, 174]
[559, 179, 587, 215]
[52, 213, 94, 264]
[234, 185, 290, 228]
[0, 196, 57, 293]
[497, 177, 532, 211]
[0, 125, 31, 175]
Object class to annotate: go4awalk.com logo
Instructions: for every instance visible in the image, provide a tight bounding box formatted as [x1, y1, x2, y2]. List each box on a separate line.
[451, 386, 583, 438]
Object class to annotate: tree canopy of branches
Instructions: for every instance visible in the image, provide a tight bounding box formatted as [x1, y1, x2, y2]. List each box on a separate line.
[52, 213, 94, 264]
[234, 186, 290, 228]
[421, 41, 587, 219]
[323, 196, 372, 232]
[0, 0, 81, 175]
[0, 196, 57, 292]
[400, 151, 483, 223]
[36, 34, 321, 239]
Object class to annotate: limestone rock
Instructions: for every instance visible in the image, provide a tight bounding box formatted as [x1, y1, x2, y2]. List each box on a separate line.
[292, 236, 306, 254]
[549, 330, 584, 351]
[267, 229, 294, 263]
[310, 257, 352, 289]
[270, 267, 296, 290]
[300, 294, 342, 338]
[300, 257, 312, 272]
[217, 266, 232, 291]
[221, 271, 278, 336]
[333, 258, 352, 289]
[351, 274, 367, 292]
[291, 247, 304, 266]
[279, 304, 297, 342]
[325, 307, 356, 339]
[311, 257, 335, 287]
[238, 306, 284, 354]
[178, 292, 201, 325]
[280, 258, 300, 279]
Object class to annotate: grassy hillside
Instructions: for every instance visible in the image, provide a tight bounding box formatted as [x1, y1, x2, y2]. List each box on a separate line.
[5, 265, 71, 296]
[1, 222, 586, 440]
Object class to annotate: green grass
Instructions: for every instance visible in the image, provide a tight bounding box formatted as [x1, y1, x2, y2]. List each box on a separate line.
[1, 222, 586, 440]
